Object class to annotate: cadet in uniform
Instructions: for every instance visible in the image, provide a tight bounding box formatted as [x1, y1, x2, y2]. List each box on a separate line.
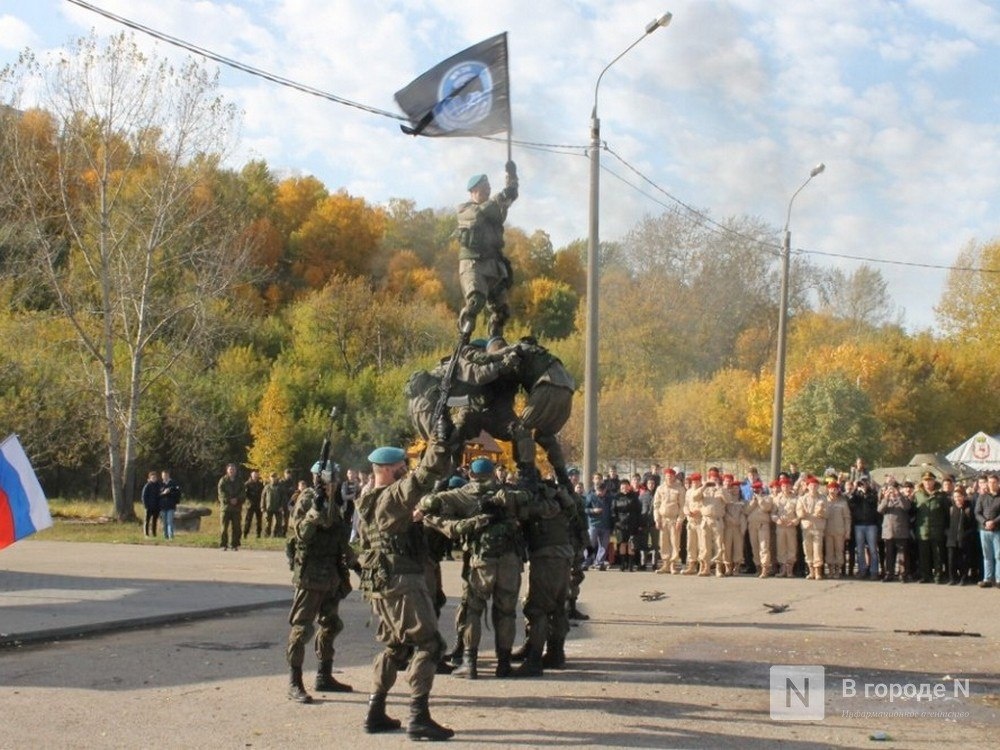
[700, 470, 727, 577]
[357, 434, 454, 741]
[771, 478, 800, 578]
[653, 468, 685, 574]
[285, 474, 354, 703]
[796, 476, 827, 580]
[682, 472, 705, 575]
[456, 163, 518, 337]
[746, 480, 774, 577]
[824, 481, 852, 578]
[720, 473, 745, 576]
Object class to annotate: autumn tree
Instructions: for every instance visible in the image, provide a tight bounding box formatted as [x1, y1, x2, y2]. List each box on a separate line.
[0, 33, 255, 520]
[936, 238, 1000, 344]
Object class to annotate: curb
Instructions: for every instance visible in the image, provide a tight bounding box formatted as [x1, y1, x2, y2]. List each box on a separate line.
[0, 598, 288, 649]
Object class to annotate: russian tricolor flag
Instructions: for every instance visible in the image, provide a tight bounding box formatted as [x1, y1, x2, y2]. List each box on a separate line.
[0, 434, 52, 550]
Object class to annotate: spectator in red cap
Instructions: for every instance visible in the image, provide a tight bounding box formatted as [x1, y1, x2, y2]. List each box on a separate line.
[771, 477, 800, 577]
[721, 473, 746, 575]
[824, 481, 851, 578]
[747, 480, 774, 577]
[653, 468, 685, 574]
[796, 476, 827, 580]
[682, 472, 705, 575]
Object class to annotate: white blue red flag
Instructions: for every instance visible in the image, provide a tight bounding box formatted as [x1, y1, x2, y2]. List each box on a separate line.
[0, 434, 52, 550]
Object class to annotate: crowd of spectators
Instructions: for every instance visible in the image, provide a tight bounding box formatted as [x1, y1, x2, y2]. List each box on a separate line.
[578, 459, 1000, 589]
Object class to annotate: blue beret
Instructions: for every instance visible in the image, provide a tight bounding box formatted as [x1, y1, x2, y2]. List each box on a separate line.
[467, 173, 488, 191]
[469, 338, 488, 348]
[368, 446, 406, 465]
[447, 476, 467, 489]
[311, 459, 334, 474]
[470, 458, 494, 476]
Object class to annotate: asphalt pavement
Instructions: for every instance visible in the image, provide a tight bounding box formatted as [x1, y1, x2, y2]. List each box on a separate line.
[2, 540, 998, 748]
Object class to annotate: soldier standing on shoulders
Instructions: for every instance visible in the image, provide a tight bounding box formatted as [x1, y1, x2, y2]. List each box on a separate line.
[456, 162, 518, 337]
[218, 463, 242, 551]
[357, 425, 455, 741]
[285, 471, 354, 703]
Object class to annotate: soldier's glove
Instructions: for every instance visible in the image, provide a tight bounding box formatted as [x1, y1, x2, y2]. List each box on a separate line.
[351, 560, 363, 575]
[505, 160, 517, 178]
[433, 412, 453, 443]
[500, 350, 520, 371]
[419, 494, 442, 514]
[454, 514, 491, 536]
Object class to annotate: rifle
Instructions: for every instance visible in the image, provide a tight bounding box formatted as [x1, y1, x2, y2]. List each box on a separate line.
[431, 329, 472, 433]
[313, 406, 339, 511]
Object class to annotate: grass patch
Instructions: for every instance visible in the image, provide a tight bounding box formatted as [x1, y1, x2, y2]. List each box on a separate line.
[35, 498, 289, 551]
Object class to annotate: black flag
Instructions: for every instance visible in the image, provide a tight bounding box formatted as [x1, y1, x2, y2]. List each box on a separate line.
[394, 32, 510, 138]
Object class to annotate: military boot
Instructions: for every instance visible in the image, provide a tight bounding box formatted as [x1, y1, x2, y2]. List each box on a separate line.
[567, 598, 590, 620]
[315, 660, 353, 693]
[697, 561, 710, 577]
[542, 638, 566, 670]
[509, 642, 528, 663]
[452, 648, 478, 679]
[495, 648, 513, 678]
[287, 667, 314, 704]
[407, 694, 455, 741]
[364, 692, 402, 733]
[681, 562, 698, 575]
[512, 647, 544, 678]
[447, 640, 464, 668]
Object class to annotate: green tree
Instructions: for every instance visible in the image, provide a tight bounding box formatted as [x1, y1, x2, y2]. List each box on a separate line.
[784, 373, 882, 472]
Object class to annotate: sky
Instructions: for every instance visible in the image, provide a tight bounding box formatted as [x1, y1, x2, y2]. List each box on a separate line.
[2, 0, 999, 332]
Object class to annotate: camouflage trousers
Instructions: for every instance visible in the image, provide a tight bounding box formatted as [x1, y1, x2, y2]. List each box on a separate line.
[463, 552, 522, 653]
[523, 554, 571, 651]
[370, 573, 446, 698]
[286, 586, 344, 668]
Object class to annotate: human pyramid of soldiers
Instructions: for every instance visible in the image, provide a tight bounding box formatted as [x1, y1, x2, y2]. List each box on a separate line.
[281, 160, 588, 742]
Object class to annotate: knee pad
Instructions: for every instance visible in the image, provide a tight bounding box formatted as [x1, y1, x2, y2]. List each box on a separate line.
[462, 292, 486, 317]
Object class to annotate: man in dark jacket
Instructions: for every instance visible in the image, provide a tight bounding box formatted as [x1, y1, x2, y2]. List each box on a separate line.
[848, 477, 881, 579]
[974, 473, 1000, 588]
[158, 469, 181, 540]
[141, 470, 161, 538]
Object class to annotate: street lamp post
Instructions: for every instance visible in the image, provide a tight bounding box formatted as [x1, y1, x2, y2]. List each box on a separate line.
[769, 163, 825, 479]
[583, 12, 672, 491]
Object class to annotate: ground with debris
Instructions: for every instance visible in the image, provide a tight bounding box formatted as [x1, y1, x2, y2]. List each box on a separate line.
[1, 542, 997, 748]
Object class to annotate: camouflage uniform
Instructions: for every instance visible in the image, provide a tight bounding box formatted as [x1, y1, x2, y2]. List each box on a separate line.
[357, 441, 451, 738]
[217, 470, 242, 550]
[243, 473, 265, 539]
[513, 482, 575, 677]
[510, 338, 576, 486]
[456, 166, 518, 337]
[263, 477, 284, 537]
[286, 486, 354, 699]
[420, 477, 535, 678]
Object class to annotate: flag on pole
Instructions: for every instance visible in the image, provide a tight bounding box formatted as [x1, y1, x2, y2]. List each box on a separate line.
[394, 32, 510, 137]
[0, 434, 52, 550]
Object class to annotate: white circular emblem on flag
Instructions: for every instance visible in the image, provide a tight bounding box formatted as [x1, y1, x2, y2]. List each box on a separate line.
[435, 61, 493, 131]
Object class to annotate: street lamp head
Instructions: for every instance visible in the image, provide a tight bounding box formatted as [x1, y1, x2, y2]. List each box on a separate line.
[810, 163, 826, 178]
[646, 12, 673, 34]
